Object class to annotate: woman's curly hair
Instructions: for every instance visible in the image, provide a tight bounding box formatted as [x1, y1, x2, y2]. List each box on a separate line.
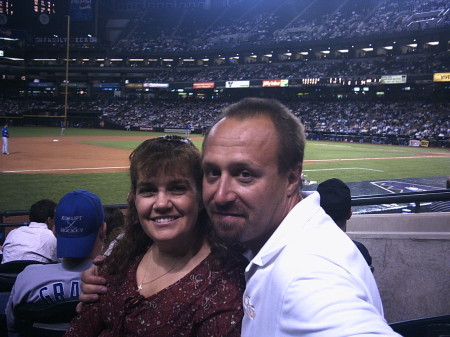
[103, 136, 238, 279]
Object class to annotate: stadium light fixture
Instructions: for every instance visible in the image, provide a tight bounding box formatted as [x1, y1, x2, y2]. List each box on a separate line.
[250, 55, 257, 58]
[299, 52, 308, 55]
[110, 59, 123, 61]
[407, 43, 417, 48]
[338, 49, 349, 53]
[264, 54, 272, 57]
[33, 58, 57, 61]
[284, 52, 292, 56]
[163, 58, 174, 61]
[321, 50, 330, 54]
[183, 58, 195, 61]
[4, 57, 24, 61]
[202, 58, 209, 61]
[361, 47, 373, 52]
[383, 46, 393, 50]
[129, 59, 144, 61]
[426, 41, 439, 46]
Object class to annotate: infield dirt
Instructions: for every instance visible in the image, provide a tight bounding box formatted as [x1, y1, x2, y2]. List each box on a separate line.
[0, 136, 151, 174]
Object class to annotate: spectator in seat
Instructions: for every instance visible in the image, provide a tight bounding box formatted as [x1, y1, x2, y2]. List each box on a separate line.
[102, 206, 125, 256]
[80, 98, 398, 337]
[317, 178, 374, 272]
[427, 176, 450, 212]
[65, 136, 246, 336]
[1, 199, 58, 264]
[5, 190, 106, 336]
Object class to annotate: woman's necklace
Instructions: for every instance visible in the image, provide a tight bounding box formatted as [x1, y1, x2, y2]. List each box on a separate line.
[137, 249, 188, 291]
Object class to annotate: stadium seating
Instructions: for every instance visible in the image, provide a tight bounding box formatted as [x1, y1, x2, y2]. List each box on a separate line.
[14, 299, 78, 337]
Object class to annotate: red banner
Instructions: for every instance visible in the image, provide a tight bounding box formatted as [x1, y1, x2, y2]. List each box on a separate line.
[193, 82, 215, 89]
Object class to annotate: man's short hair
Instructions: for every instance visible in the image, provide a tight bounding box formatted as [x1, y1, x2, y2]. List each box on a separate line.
[29, 199, 57, 223]
[205, 97, 305, 174]
[317, 178, 351, 223]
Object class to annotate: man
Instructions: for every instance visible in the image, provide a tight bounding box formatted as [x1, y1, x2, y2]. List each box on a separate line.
[2, 123, 9, 155]
[81, 98, 399, 336]
[201, 98, 398, 336]
[2, 199, 58, 264]
[60, 120, 66, 136]
[317, 178, 374, 271]
[427, 176, 450, 212]
[5, 190, 106, 335]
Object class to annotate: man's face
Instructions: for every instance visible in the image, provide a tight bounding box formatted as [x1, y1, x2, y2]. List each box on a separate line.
[202, 115, 294, 253]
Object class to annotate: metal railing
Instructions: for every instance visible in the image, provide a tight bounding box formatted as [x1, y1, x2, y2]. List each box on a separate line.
[1, 191, 449, 244]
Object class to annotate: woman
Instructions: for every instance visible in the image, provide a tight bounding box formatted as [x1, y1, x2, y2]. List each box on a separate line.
[102, 206, 125, 256]
[65, 135, 246, 336]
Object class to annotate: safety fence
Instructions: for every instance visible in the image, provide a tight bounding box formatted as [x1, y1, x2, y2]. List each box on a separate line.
[1, 191, 449, 245]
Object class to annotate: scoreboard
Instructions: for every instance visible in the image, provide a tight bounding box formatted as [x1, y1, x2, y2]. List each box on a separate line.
[0, 1, 14, 15]
[34, 0, 56, 14]
[0, 0, 66, 34]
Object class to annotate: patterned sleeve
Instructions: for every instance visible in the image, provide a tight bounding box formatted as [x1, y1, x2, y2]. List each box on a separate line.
[64, 299, 106, 337]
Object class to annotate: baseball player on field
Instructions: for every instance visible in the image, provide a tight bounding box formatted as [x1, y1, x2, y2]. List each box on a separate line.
[2, 123, 9, 155]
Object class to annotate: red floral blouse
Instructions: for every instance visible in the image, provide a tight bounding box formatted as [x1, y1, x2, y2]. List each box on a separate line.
[64, 251, 247, 337]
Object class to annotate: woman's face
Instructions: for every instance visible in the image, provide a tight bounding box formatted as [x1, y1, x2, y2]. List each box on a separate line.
[134, 172, 203, 247]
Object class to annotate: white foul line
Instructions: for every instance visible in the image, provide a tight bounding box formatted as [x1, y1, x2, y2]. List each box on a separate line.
[2, 166, 129, 173]
[303, 168, 384, 172]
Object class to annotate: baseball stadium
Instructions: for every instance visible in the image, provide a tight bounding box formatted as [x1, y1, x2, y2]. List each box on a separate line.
[0, 0, 449, 335]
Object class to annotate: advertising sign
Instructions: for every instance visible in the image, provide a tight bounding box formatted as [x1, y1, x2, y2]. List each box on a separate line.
[143, 83, 169, 88]
[125, 83, 143, 89]
[262, 79, 289, 87]
[433, 72, 450, 82]
[380, 75, 407, 84]
[193, 82, 215, 89]
[225, 80, 250, 88]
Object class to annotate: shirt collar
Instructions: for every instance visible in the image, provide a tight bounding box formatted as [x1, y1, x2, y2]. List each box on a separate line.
[246, 191, 321, 269]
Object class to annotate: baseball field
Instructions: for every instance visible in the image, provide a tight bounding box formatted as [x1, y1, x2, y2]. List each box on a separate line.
[0, 126, 449, 212]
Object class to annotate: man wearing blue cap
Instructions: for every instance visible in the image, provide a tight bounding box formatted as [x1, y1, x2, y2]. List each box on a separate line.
[5, 190, 106, 335]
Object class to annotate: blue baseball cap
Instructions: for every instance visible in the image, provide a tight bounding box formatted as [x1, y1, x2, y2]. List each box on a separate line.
[55, 190, 104, 258]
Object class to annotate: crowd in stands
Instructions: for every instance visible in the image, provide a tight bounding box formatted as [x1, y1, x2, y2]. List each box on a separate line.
[34, 49, 448, 80]
[103, 99, 450, 142]
[110, 0, 449, 54]
[1, 95, 448, 143]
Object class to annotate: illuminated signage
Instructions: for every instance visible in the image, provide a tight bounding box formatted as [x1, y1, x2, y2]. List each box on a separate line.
[225, 80, 250, 88]
[433, 73, 450, 82]
[301, 78, 320, 85]
[125, 83, 143, 89]
[92, 83, 121, 88]
[28, 82, 55, 87]
[262, 79, 289, 87]
[143, 83, 169, 88]
[193, 82, 215, 89]
[380, 75, 407, 84]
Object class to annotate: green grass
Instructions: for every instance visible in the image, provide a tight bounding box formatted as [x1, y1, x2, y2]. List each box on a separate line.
[1, 127, 448, 211]
[7, 126, 158, 138]
[0, 172, 130, 211]
[303, 157, 448, 183]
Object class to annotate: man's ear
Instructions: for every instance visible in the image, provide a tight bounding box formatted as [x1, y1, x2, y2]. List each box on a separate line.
[287, 164, 303, 197]
[346, 209, 353, 220]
